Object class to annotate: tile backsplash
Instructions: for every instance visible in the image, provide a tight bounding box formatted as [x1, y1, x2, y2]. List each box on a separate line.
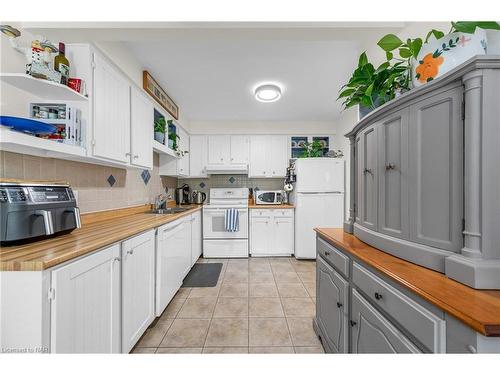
[0, 151, 177, 213]
[178, 175, 284, 196]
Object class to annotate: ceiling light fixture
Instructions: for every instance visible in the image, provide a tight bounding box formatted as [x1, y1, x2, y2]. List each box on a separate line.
[254, 83, 282, 103]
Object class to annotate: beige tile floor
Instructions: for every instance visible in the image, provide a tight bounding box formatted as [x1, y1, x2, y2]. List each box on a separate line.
[132, 257, 324, 354]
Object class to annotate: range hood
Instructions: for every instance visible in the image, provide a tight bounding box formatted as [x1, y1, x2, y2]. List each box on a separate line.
[205, 164, 248, 175]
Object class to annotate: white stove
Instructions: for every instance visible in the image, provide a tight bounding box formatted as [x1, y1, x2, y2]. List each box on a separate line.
[202, 188, 249, 258]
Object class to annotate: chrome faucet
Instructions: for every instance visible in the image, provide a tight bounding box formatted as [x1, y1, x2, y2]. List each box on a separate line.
[154, 194, 168, 210]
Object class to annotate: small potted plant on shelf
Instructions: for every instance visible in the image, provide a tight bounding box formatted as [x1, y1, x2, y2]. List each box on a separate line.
[168, 131, 179, 150]
[154, 117, 166, 144]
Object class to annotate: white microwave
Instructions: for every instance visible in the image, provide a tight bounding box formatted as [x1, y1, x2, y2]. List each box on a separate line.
[255, 190, 284, 205]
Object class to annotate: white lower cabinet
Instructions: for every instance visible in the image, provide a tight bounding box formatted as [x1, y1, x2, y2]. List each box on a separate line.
[190, 211, 202, 266]
[250, 209, 294, 256]
[50, 243, 121, 353]
[121, 230, 156, 353]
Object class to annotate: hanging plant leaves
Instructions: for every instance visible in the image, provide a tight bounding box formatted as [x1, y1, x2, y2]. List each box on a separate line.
[377, 34, 403, 51]
[425, 29, 445, 43]
[452, 21, 500, 34]
[358, 52, 368, 67]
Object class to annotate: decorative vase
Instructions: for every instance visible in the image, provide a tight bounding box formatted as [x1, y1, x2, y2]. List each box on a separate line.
[358, 105, 373, 119]
[358, 95, 387, 120]
[154, 132, 165, 144]
[412, 28, 487, 87]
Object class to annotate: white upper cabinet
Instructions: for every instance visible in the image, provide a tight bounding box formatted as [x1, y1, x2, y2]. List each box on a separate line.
[130, 86, 153, 169]
[189, 135, 208, 177]
[230, 135, 249, 164]
[208, 135, 231, 165]
[249, 135, 268, 177]
[249, 135, 288, 178]
[92, 52, 131, 164]
[269, 136, 288, 177]
[207, 135, 249, 167]
[177, 127, 190, 177]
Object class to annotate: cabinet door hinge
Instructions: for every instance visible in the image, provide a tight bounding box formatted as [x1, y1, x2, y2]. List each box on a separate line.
[91, 60, 96, 69]
[48, 288, 55, 301]
[91, 139, 96, 147]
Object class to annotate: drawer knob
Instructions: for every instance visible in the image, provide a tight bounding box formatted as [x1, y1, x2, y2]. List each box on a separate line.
[374, 292, 383, 300]
[350, 320, 357, 327]
[363, 168, 373, 175]
[385, 163, 396, 171]
[324, 251, 331, 256]
[336, 302, 343, 308]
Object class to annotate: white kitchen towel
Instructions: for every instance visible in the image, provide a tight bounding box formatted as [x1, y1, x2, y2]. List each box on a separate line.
[224, 208, 239, 232]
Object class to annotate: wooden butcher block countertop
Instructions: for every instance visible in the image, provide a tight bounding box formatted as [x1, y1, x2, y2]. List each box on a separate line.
[315, 228, 500, 337]
[0, 204, 202, 272]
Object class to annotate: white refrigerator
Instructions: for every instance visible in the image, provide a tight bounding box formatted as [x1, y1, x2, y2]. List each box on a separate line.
[290, 158, 345, 259]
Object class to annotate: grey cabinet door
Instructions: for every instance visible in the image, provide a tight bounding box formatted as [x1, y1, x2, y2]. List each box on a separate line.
[316, 255, 348, 353]
[351, 289, 420, 353]
[409, 84, 463, 252]
[356, 125, 378, 230]
[377, 108, 410, 239]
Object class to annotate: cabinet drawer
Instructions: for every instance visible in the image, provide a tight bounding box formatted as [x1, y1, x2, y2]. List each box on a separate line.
[316, 237, 349, 277]
[274, 209, 294, 218]
[352, 262, 445, 352]
[251, 209, 293, 218]
[251, 209, 272, 218]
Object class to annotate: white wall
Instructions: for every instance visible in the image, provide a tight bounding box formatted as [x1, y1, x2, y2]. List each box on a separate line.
[188, 120, 336, 135]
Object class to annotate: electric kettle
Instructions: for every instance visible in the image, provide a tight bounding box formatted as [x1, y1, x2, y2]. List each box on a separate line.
[192, 190, 207, 205]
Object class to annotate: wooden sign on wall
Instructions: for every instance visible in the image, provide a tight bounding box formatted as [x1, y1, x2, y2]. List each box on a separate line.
[143, 71, 179, 120]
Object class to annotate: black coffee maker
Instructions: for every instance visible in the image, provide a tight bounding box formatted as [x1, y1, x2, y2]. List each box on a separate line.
[175, 184, 191, 205]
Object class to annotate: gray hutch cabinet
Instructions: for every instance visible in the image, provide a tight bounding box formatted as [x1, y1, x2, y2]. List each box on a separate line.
[344, 56, 500, 289]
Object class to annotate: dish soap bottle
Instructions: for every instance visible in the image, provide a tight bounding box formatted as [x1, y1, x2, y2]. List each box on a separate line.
[54, 42, 70, 85]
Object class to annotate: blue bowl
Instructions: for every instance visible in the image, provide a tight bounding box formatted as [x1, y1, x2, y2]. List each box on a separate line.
[0, 116, 57, 135]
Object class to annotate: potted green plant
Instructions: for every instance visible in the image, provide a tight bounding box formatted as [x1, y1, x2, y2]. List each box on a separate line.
[168, 131, 179, 150]
[299, 140, 325, 158]
[154, 117, 166, 144]
[338, 21, 500, 118]
[338, 52, 407, 118]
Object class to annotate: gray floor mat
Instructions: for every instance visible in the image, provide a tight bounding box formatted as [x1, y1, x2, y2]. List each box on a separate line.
[182, 263, 223, 287]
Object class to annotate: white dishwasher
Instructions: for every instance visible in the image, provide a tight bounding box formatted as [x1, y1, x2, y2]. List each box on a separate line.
[155, 218, 190, 316]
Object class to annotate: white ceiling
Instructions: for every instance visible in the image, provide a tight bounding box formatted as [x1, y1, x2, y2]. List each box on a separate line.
[23, 23, 407, 122]
[126, 39, 359, 121]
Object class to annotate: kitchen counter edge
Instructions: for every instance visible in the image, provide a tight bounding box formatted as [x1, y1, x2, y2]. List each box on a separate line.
[0, 205, 202, 271]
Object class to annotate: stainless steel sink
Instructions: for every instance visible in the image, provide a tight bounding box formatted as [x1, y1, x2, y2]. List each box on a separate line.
[149, 207, 190, 215]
